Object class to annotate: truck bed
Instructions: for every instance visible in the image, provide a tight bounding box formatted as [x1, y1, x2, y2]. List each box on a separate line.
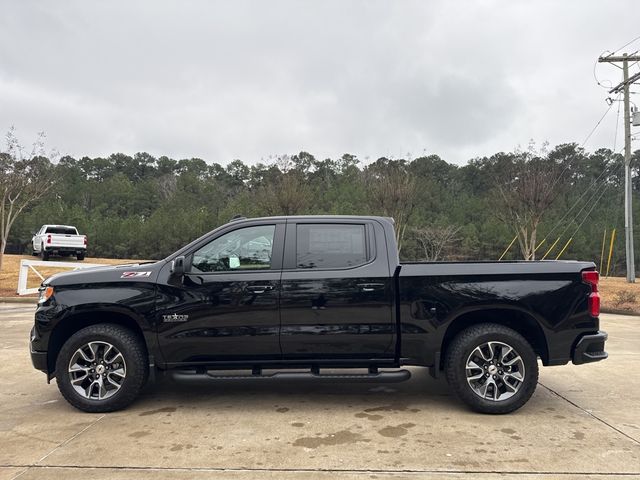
[397, 259, 597, 368]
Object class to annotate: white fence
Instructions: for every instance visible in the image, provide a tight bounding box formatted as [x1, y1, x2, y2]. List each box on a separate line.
[17, 259, 104, 295]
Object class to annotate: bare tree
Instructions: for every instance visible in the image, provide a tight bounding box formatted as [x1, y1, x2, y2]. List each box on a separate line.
[156, 173, 178, 201]
[494, 151, 563, 260]
[412, 225, 461, 261]
[0, 128, 57, 271]
[260, 155, 311, 215]
[365, 159, 417, 255]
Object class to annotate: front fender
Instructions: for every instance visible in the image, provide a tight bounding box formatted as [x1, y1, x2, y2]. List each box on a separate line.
[34, 283, 161, 375]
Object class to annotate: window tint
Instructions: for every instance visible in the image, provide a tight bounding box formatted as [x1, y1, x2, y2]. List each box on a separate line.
[296, 224, 367, 269]
[192, 225, 275, 273]
[45, 226, 78, 235]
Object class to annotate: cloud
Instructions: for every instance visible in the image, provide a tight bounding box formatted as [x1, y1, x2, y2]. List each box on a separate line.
[0, 0, 638, 165]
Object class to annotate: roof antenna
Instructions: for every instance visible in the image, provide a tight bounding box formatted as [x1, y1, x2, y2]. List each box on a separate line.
[229, 214, 246, 222]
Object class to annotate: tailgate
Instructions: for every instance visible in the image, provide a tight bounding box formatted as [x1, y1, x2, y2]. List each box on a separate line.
[49, 234, 85, 248]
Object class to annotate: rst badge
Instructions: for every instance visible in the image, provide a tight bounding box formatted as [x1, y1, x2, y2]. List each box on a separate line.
[120, 271, 152, 278]
[162, 313, 189, 323]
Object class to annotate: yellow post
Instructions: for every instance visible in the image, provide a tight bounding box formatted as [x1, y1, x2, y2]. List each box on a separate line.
[606, 228, 616, 277]
[555, 237, 573, 260]
[599, 229, 607, 273]
[541, 237, 561, 260]
[499, 235, 518, 261]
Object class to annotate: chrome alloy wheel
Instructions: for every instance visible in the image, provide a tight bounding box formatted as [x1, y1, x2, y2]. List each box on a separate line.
[465, 341, 525, 402]
[68, 341, 127, 400]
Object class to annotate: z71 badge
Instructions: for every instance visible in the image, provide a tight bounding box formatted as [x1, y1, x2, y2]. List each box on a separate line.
[120, 271, 152, 278]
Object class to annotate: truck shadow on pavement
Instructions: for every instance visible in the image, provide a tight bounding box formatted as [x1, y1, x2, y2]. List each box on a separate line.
[133, 367, 467, 414]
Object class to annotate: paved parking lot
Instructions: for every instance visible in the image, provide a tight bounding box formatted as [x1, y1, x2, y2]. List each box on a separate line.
[0, 304, 638, 479]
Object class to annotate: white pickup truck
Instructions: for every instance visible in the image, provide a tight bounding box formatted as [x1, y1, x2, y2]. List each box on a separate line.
[32, 225, 87, 261]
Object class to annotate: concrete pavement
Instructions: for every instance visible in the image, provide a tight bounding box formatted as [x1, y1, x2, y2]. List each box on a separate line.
[0, 305, 638, 479]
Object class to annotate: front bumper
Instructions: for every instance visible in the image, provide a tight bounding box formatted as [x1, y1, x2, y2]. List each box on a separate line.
[29, 326, 48, 373]
[572, 330, 608, 365]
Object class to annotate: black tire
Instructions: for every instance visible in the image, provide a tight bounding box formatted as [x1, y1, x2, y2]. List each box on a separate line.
[445, 323, 539, 414]
[77, 253, 85, 261]
[41, 244, 49, 261]
[55, 324, 148, 413]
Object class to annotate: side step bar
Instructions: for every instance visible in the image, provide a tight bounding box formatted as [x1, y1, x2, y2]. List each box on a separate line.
[171, 368, 411, 383]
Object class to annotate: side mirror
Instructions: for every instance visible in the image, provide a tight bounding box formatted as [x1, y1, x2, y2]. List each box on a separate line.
[171, 255, 186, 276]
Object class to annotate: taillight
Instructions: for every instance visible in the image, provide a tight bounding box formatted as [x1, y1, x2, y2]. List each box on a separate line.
[46, 234, 51, 244]
[84, 236, 87, 246]
[582, 270, 600, 317]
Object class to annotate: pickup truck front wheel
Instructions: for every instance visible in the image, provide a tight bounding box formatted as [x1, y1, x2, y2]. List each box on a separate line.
[445, 323, 538, 414]
[55, 324, 148, 412]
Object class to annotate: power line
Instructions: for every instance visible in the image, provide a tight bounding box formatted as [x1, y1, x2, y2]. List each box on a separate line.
[541, 154, 623, 243]
[609, 70, 640, 94]
[557, 162, 623, 240]
[594, 54, 616, 90]
[568, 162, 625, 239]
[547, 92, 621, 196]
[581, 94, 619, 146]
[610, 35, 640, 55]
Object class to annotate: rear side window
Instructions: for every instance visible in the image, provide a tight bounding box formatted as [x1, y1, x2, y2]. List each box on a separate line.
[45, 226, 78, 235]
[296, 224, 367, 269]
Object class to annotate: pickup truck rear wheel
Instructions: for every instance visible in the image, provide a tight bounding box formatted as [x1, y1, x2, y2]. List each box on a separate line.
[445, 323, 538, 414]
[77, 253, 85, 261]
[40, 244, 49, 261]
[55, 324, 148, 413]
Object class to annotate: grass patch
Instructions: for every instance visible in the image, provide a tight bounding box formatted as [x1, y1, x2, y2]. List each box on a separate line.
[599, 276, 640, 314]
[0, 254, 144, 297]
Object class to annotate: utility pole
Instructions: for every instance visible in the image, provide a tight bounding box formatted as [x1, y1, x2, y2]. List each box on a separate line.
[599, 52, 640, 282]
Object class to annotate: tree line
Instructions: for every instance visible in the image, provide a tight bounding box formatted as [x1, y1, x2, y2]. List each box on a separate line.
[2, 131, 639, 275]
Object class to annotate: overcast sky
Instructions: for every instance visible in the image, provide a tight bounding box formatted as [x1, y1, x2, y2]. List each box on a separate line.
[1, 1, 639, 166]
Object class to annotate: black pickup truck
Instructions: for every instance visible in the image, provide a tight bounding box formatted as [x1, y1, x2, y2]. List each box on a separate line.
[30, 215, 607, 414]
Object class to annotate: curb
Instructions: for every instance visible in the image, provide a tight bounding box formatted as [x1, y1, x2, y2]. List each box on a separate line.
[0, 296, 38, 304]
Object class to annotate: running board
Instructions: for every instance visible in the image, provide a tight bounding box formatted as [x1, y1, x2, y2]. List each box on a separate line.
[171, 368, 411, 383]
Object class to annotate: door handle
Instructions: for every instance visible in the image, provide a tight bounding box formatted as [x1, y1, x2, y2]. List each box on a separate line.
[357, 283, 385, 292]
[247, 285, 274, 294]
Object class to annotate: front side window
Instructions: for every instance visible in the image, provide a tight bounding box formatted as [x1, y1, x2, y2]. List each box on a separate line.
[296, 224, 367, 269]
[192, 225, 275, 273]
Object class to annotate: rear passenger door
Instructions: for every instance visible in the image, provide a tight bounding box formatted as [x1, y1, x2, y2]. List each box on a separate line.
[279, 219, 395, 360]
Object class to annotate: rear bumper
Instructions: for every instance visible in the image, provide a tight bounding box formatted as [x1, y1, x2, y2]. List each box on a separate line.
[43, 247, 86, 253]
[572, 331, 608, 365]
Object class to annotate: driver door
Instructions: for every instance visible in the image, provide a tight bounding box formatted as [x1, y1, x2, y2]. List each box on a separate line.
[156, 221, 285, 365]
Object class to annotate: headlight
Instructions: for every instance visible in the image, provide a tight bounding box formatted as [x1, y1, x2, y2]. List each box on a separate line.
[38, 286, 54, 304]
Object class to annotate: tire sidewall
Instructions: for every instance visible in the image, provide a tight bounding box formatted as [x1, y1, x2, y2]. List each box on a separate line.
[56, 325, 146, 412]
[447, 325, 539, 414]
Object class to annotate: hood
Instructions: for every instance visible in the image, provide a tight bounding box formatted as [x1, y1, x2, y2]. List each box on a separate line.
[44, 261, 164, 287]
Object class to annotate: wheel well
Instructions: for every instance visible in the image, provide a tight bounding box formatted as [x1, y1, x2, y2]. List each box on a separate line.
[440, 308, 549, 368]
[47, 311, 146, 374]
